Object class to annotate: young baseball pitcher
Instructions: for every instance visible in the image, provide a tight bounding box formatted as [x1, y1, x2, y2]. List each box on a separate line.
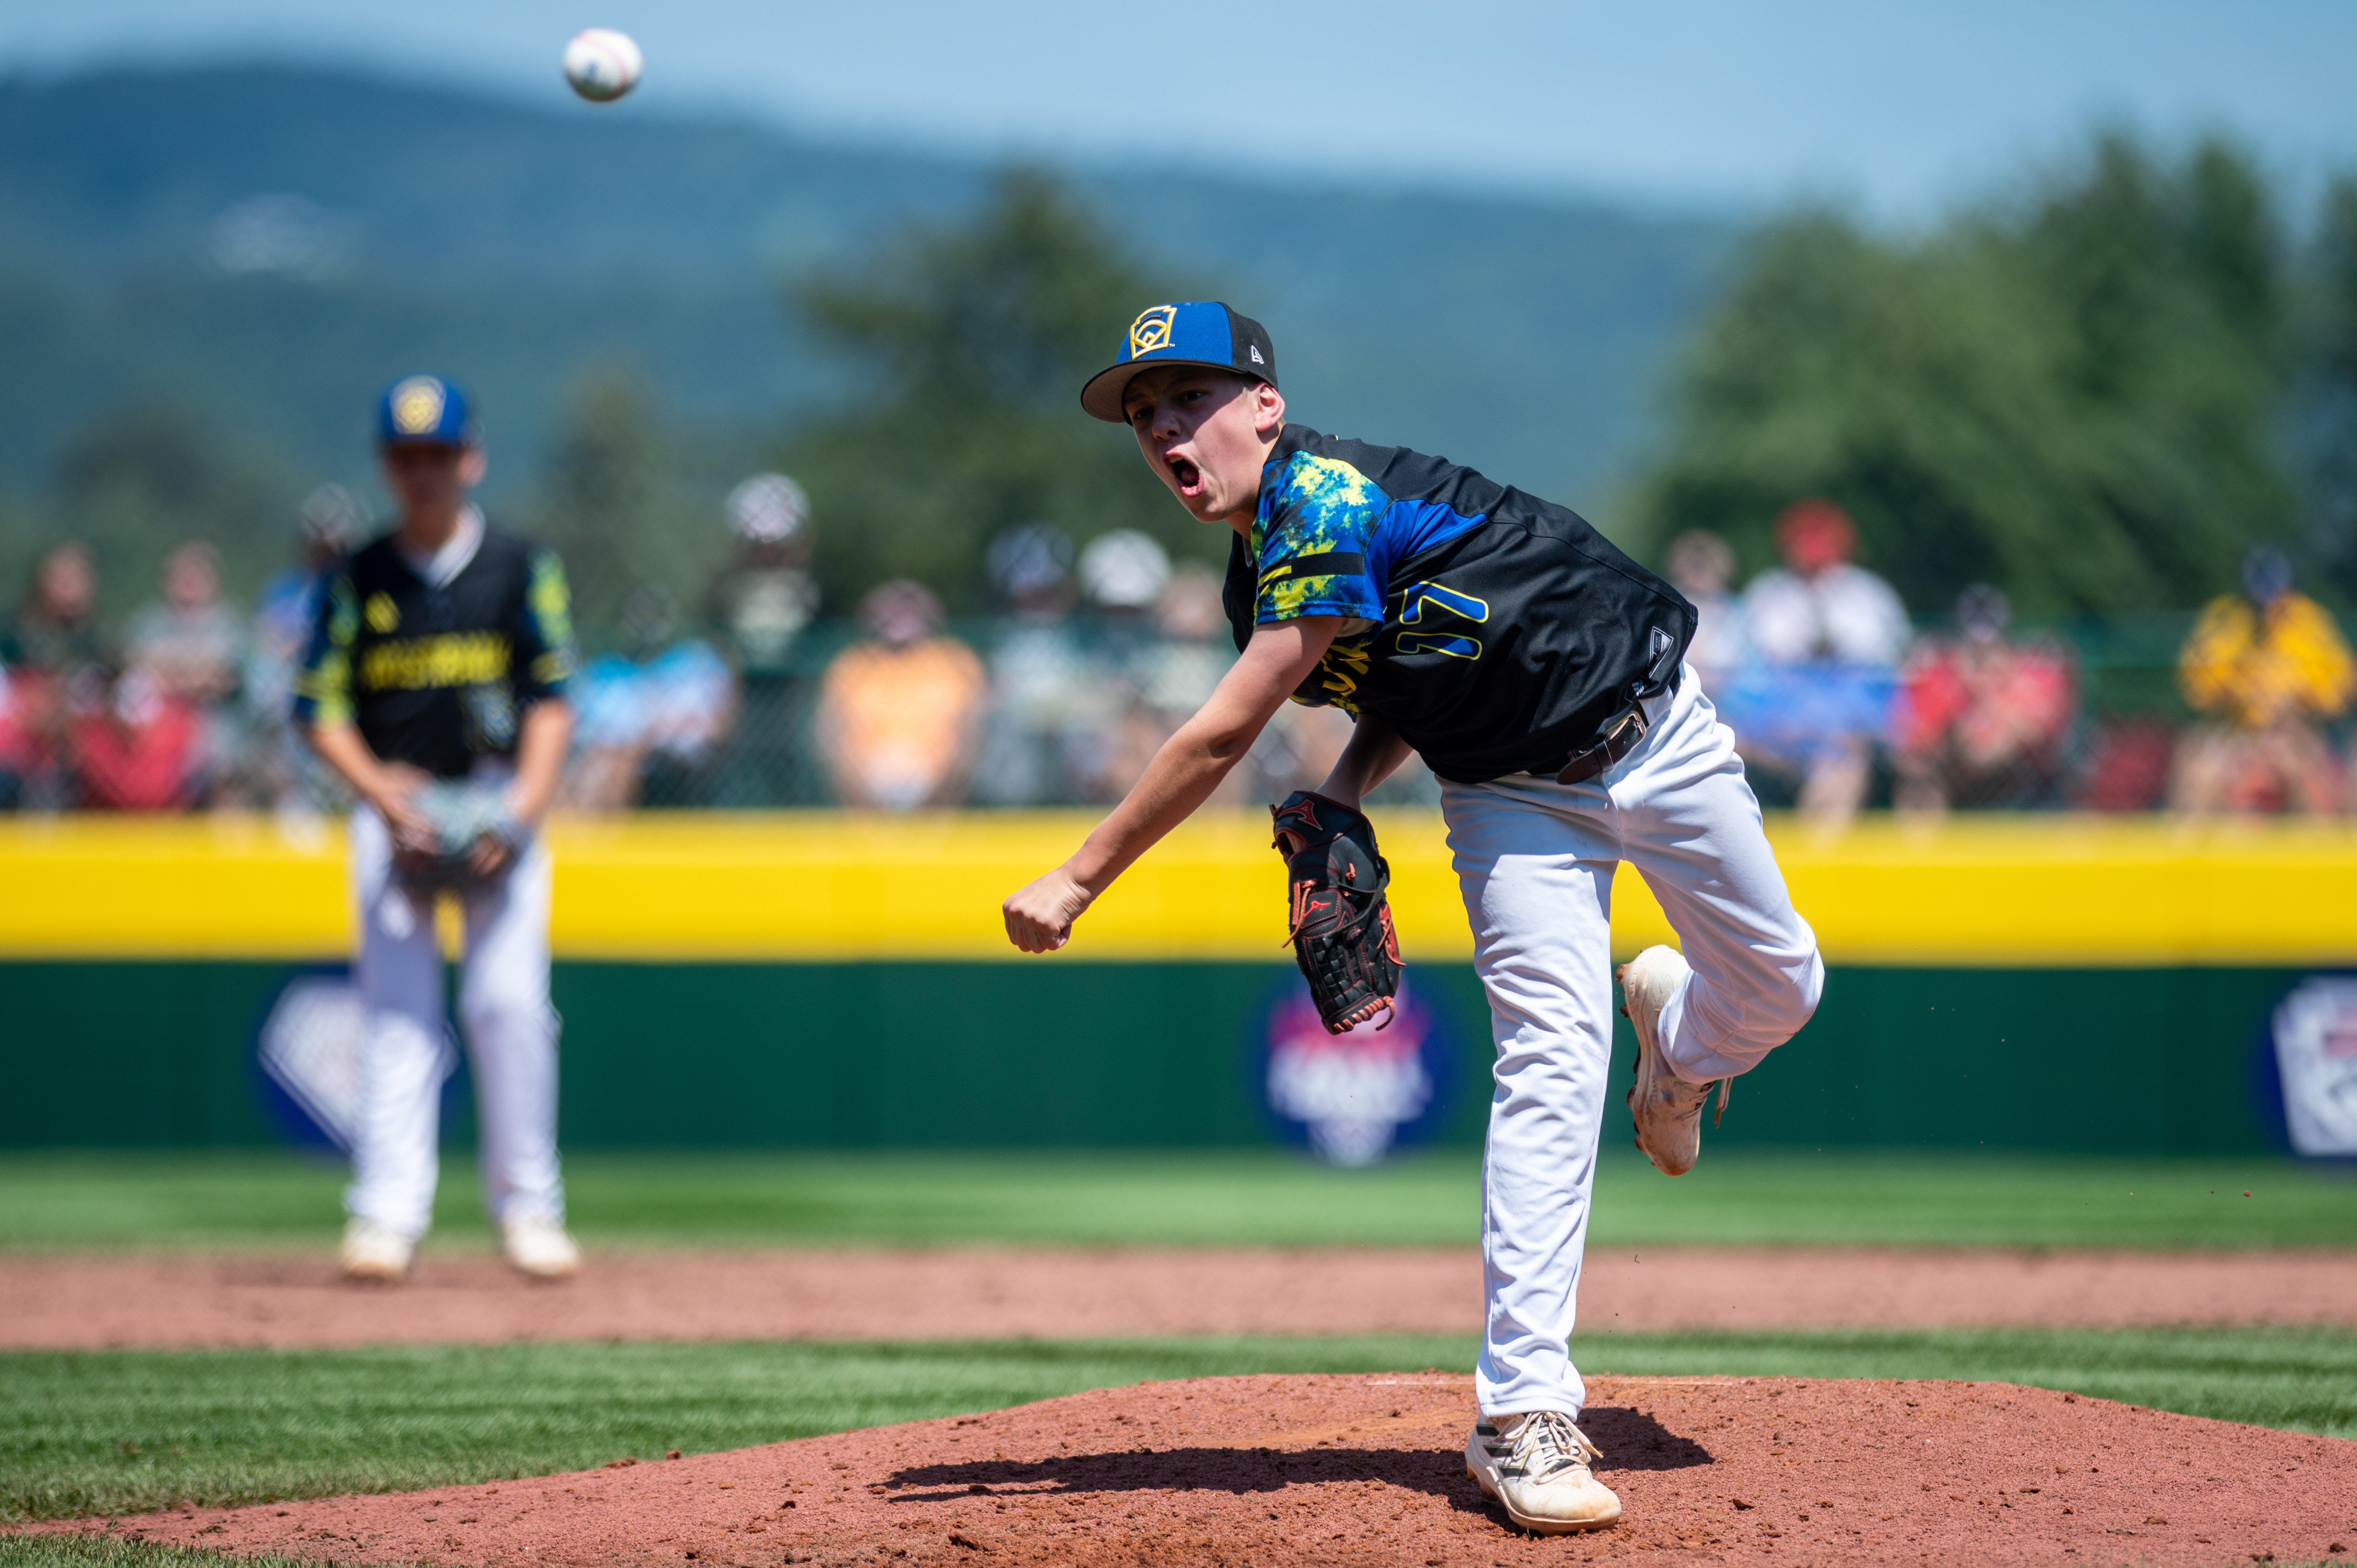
[1003, 303, 1823, 1534]
[298, 376, 582, 1284]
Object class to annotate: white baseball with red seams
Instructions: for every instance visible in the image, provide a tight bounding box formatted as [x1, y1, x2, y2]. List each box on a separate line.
[562, 28, 643, 103]
[1443, 666, 1823, 1420]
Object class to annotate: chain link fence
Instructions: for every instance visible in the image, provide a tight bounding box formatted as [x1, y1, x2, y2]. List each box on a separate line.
[555, 610, 1447, 813]
[548, 607, 2309, 816]
[7, 591, 2350, 817]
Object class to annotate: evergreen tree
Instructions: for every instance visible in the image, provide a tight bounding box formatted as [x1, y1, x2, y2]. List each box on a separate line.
[530, 368, 704, 634]
[780, 170, 1207, 608]
[2298, 175, 2357, 596]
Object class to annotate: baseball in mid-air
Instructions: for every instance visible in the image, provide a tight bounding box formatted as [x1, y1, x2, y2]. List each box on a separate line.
[562, 28, 643, 103]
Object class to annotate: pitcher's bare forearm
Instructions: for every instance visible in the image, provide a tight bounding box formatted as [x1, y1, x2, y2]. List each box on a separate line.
[1002, 617, 1342, 952]
[1314, 712, 1413, 810]
[1068, 624, 1338, 891]
[1066, 719, 1247, 893]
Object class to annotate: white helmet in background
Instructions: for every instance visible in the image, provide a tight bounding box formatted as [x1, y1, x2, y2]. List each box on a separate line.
[1079, 530, 1171, 610]
[727, 473, 809, 544]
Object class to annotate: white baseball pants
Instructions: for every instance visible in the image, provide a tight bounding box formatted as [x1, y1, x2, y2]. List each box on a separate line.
[1441, 667, 1822, 1418]
[344, 798, 566, 1240]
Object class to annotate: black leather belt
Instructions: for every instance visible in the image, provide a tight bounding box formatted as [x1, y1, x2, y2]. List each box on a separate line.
[1554, 701, 1652, 786]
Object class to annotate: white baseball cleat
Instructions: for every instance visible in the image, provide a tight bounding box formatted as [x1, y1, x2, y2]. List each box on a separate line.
[339, 1218, 415, 1283]
[1465, 1411, 1621, 1534]
[1618, 944, 1728, 1177]
[500, 1214, 582, 1279]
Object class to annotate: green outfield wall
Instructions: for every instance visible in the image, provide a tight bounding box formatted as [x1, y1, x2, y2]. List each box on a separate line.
[0, 959, 2297, 1154]
[2, 814, 2339, 1156]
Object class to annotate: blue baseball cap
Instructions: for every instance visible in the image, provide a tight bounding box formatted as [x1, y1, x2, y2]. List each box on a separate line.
[376, 374, 480, 448]
[1079, 301, 1278, 422]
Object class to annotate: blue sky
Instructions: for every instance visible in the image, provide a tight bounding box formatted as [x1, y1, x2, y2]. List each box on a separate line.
[6, 0, 2355, 213]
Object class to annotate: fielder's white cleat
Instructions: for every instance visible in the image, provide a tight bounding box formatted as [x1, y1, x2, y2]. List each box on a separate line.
[1618, 944, 1728, 1178]
[500, 1214, 582, 1279]
[339, 1218, 415, 1283]
[1466, 1411, 1620, 1534]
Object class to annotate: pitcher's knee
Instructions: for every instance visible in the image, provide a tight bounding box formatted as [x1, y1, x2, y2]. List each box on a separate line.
[1757, 942, 1825, 1043]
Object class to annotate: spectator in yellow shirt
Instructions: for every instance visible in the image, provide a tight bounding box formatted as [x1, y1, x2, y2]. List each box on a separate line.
[2171, 549, 2353, 814]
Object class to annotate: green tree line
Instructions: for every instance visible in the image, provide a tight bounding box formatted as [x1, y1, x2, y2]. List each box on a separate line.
[11, 139, 2357, 640]
[1632, 132, 2357, 616]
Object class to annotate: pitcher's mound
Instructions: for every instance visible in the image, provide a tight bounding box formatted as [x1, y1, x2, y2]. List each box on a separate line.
[49, 1374, 2357, 1566]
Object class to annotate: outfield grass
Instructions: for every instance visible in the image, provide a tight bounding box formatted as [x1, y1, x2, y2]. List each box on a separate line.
[2, 1328, 2352, 1524]
[1, 1148, 2351, 1252]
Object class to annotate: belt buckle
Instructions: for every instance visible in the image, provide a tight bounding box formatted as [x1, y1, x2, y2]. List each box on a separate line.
[1601, 704, 1648, 752]
[1555, 701, 1650, 785]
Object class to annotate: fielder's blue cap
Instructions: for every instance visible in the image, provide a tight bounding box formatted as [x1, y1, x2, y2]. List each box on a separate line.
[376, 374, 480, 448]
[1079, 301, 1277, 422]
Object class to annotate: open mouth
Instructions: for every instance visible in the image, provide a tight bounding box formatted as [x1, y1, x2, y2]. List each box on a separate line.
[1167, 455, 1204, 497]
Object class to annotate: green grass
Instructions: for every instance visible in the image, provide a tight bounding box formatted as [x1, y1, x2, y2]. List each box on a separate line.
[0, 1540, 328, 1568]
[4, 1329, 2353, 1524]
[0, 1147, 2351, 1252]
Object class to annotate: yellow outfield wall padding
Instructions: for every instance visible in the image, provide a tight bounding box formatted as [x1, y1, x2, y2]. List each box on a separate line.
[2, 811, 2356, 966]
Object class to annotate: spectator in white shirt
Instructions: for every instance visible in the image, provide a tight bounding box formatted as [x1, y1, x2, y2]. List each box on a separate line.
[1732, 500, 1909, 830]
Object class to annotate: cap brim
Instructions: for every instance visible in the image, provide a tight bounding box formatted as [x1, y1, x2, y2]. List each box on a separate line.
[1079, 357, 1248, 423]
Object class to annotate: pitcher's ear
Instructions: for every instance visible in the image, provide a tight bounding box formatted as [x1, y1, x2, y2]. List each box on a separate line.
[1253, 379, 1286, 435]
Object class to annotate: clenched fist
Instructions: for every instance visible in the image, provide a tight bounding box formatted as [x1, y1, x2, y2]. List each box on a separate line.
[1003, 867, 1097, 954]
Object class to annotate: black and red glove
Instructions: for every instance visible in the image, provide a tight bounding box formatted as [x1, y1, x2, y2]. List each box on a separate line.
[1271, 790, 1405, 1034]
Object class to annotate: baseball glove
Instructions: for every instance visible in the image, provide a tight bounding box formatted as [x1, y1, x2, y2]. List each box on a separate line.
[1271, 790, 1404, 1034]
[393, 781, 521, 890]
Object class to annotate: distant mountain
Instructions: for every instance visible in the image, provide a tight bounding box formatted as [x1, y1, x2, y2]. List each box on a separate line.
[0, 64, 1737, 515]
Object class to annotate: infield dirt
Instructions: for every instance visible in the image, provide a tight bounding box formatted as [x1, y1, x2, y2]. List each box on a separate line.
[31, 1373, 2355, 1567]
[7, 1247, 2356, 1348]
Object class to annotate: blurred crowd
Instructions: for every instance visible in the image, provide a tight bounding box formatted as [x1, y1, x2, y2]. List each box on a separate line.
[7, 479, 2354, 821]
[0, 475, 1408, 816]
[0, 485, 367, 813]
[1666, 500, 2357, 826]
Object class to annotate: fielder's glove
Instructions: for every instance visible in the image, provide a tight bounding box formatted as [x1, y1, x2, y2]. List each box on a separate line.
[1271, 790, 1404, 1034]
[394, 781, 522, 889]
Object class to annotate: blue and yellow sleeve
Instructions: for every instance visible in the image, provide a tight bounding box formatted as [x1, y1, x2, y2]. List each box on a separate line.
[518, 547, 579, 701]
[1253, 454, 1387, 624]
[291, 571, 358, 728]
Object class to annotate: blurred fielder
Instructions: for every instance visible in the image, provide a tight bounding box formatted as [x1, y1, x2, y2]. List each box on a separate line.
[1004, 303, 1823, 1534]
[296, 375, 582, 1282]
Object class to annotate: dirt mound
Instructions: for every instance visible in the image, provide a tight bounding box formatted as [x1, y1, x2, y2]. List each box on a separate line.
[32, 1373, 2355, 1566]
[8, 1247, 2357, 1350]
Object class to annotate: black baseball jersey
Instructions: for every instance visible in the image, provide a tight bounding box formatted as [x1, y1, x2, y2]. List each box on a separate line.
[294, 523, 577, 777]
[1223, 424, 1696, 784]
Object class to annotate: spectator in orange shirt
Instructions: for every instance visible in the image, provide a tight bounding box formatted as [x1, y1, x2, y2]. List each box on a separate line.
[2171, 549, 2355, 815]
[816, 580, 987, 809]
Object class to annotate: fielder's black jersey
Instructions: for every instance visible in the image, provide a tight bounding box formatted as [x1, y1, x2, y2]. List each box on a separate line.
[294, 521, 577, 778]
[1223, 425, 1696, 784]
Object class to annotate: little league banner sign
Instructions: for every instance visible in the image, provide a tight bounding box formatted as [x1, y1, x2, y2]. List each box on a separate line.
[1255, 975, 1456, 1165]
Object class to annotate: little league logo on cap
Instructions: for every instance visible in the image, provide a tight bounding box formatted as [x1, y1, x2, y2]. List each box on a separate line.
[1080, 301, 1278, 422]
[1128, 305, 1177, 358]
[377, 375, 479, 447]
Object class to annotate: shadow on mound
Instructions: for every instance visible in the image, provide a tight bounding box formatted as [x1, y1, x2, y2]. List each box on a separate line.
[883, 1407, 1712, 1511]
[1582, 1405, 1719, 1473]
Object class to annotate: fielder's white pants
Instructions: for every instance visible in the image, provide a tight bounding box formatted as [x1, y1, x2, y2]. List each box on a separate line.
[344, 797, 565, 1240]
[1442, 667, 1822, 1418]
